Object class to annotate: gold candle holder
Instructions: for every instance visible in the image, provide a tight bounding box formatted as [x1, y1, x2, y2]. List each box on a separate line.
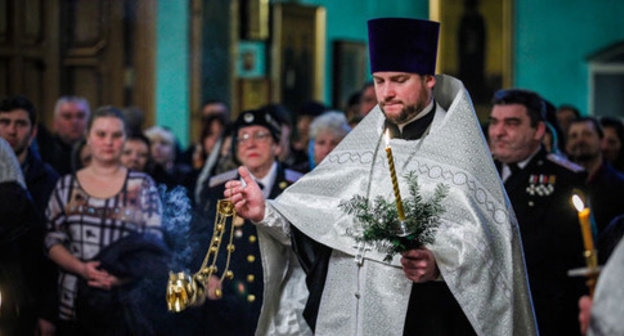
[166, 199, 237, 312]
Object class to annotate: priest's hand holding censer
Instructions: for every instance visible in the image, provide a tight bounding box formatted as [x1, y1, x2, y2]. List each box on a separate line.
[166, 199, 239, 312]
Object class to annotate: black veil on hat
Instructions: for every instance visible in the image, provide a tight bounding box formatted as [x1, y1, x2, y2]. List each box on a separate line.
[367, 18, 440, 75]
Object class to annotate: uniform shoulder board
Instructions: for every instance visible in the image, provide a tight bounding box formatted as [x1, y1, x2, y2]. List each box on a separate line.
[284, 169, 303, 183]
[546, 153, 585, 173]
[209, 169, 239, 188]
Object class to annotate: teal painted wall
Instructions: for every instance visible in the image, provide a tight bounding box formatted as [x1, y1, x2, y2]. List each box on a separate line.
[155, 0, 190, 145]
[515, 0, 624, 115]
[296, 0, 429, 104]
[155, 0, 427, 144]
[154, 0, 624, 143]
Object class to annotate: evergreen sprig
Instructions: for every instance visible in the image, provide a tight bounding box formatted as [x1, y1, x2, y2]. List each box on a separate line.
[339, 171, 449, 262]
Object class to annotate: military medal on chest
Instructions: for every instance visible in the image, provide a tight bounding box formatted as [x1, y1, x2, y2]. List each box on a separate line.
[526, 174, 556, 196]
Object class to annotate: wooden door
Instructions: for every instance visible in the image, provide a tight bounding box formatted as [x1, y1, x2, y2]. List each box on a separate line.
[59, 0, 125, 114]
[60, 0, 156, 127]
[0, 0, 156, 129]
[0, 0, 60, 126]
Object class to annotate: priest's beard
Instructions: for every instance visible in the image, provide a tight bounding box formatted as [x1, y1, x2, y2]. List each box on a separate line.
[380, 88, 430, 125]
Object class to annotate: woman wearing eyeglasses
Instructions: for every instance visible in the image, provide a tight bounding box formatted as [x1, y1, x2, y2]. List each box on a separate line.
[192, 107, 307, 336]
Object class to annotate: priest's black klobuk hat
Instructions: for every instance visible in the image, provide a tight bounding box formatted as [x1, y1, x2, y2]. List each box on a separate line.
[367, 18, 440, 75]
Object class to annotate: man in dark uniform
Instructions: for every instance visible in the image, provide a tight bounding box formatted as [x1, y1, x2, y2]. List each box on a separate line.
[489, 88, 588, 336]
[195, 107, 302, 335]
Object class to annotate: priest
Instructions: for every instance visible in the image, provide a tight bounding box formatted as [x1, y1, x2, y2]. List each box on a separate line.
[226, 17, 537, 336]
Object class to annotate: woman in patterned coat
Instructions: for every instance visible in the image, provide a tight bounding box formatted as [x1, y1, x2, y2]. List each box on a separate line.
[45, 106, 162, 335]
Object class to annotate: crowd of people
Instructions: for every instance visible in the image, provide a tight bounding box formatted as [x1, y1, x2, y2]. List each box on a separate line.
[1, 17, 623, 336]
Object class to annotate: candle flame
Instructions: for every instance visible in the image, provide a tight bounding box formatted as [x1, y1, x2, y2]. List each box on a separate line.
[572, 194, 585, 212]
[384, 129, 390, 147]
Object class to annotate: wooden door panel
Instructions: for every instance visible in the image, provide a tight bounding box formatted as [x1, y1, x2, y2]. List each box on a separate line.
[0, 0, 55, 124]
[0, 57, 8, 94]
[22, 57, 44, 106]
[61, 0, 125, 109]
[0, 0, 155, 128]
[66, 0, 106, 50]
[67, 65, 101, 108]
[0, 0, 8, 44]
[23, 0, 43, 43]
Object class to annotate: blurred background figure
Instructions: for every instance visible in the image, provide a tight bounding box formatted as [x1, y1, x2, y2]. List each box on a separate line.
[0, 95, 60, 335]
[345, 91, 361, 122]
[71, 139, 92, 172]
[191, 113, 228, 170]
[306, 111, 351, 171]
[358, 81, 377, 116]
[567, 117, 624, 238]
[542, 99, 567, 156]
[262, 103, 295, 166]
[556, 104, 581, 140]
[182, 101, 230, 168]
[201, 99, 229, 120]
[0, 136, 52, 336]
[182, 101, 230, 202]
[599, 116, 624, 172]
[0, 95, 60, 211]
[145, 125, 192, 190]
[121, 106, 145, 137]
[121, 133, 152, 172]
[291, 100, 326, 169]
[213, 126, 237, 175]
[38, 96, 90, 176]
[191, 114, 231, 205]
[348, 114, 364, 129]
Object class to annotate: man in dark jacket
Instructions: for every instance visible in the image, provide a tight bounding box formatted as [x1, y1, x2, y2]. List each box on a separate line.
[567, 117, 624, 234]
[0, 95, 60, 211]
[567, 117, 624, 263]
[36, 96, 90, 175]
[0, 95, 60, 334]
[489, 89, 588, 336]
[0, 137, 45, 335]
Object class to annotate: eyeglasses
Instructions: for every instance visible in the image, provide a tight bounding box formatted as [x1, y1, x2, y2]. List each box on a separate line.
[237, 131, 272, 145]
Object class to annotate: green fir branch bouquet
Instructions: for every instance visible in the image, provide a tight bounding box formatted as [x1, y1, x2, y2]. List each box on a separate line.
[339, 171, 449, 262]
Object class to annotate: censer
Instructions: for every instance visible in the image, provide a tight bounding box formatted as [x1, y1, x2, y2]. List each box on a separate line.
[166, 199, 238, 312]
